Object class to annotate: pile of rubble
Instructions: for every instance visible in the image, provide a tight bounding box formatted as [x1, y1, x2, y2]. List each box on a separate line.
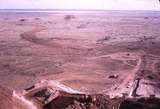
[11, 80, 160, 109]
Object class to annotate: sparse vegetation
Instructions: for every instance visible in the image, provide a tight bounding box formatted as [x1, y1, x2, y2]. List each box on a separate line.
[76, 24, 86, 29]
[97, 36, 111, 43]
[19, 18, 26, 22]
[144, 17, 149, 19]
[64, 15, 75, 20]
[34, 17, 40, 20]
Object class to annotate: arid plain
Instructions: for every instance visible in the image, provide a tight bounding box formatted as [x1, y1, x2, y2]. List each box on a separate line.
[0, 11, 160, 109]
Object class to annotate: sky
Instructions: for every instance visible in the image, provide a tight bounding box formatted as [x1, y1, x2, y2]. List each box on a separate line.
[0, 0, 159, 10]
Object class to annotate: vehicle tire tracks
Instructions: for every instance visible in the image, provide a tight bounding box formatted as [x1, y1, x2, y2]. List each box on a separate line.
[20, 26, 61, 48]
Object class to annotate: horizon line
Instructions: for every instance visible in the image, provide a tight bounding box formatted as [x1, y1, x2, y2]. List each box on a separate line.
[0, 9, 159, 11]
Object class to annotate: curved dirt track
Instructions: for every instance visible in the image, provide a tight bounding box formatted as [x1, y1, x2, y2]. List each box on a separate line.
[20, 27, 61, 48]
[95, 52, 143, 94]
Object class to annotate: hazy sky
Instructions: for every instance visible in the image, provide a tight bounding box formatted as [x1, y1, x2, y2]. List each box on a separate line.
[0, 0, 159, 10]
